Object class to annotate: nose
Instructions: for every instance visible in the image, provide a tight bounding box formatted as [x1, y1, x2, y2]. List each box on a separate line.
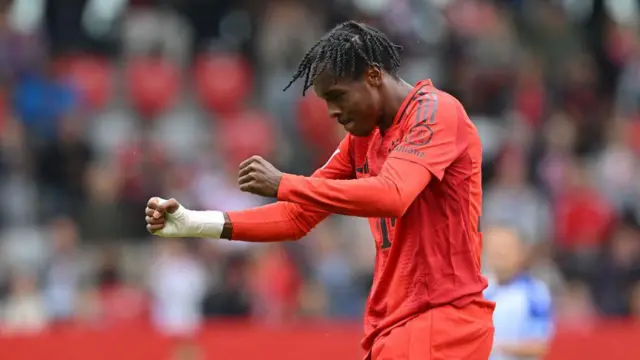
[327, 103, 341, 120]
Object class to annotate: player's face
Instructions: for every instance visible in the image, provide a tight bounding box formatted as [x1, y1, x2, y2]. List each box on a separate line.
[313, 67, 383, 137]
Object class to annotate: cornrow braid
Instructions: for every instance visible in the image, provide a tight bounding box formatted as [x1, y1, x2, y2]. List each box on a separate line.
[283, 21, 403, 95]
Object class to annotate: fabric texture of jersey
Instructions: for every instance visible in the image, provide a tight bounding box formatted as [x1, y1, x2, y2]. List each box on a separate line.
[369, 299, 495, 360]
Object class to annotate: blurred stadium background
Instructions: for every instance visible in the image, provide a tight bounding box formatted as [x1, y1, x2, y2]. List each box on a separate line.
[0, 0, 640, 359]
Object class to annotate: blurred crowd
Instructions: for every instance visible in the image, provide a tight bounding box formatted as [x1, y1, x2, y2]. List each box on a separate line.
[1, 0, 640, 339]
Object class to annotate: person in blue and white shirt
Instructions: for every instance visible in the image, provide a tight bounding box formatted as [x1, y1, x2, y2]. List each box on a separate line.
[483, 226, 554, 360]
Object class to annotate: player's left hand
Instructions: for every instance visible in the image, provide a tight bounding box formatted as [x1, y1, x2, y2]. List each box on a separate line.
[238, 155, 283, 198]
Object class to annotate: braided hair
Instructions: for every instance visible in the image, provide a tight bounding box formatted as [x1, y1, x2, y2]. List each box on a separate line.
[283, 21, 403, 95]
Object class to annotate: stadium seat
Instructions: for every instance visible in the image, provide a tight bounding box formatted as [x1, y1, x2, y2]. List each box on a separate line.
[54, 54, 113, 111]
[296, 93, 341, 165]
[217, 110, 275, 165]
[125, 55, 181, 120]
[193, 52, 252, 115]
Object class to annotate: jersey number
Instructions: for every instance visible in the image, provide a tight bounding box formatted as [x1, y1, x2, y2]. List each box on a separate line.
[379, 218, 396, 249]
[378, 216, 482, 250]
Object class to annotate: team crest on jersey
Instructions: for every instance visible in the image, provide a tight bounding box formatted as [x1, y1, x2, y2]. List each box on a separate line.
[404, 123, 434, 146]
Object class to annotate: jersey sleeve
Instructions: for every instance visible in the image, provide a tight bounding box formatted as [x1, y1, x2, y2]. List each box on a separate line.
[226, 135, 354, 242]
[387, 92, 465, 180]
[271, 92, 467, 219]
[276, 154, 433, 218]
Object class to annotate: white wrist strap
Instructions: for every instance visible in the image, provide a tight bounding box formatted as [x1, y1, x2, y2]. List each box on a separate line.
[183, 209, 226, 239]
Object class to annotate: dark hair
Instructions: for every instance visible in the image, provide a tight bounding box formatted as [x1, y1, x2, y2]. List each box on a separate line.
[284, 21, 403, 95]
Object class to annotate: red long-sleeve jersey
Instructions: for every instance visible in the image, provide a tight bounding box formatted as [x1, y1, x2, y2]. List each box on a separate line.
[227, 79, 488, 352]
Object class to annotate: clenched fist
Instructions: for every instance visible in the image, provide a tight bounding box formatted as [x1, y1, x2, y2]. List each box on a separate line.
[238, 156, 283, 198]
[145, 197, 226, 239]
[145, 197, 188, 236]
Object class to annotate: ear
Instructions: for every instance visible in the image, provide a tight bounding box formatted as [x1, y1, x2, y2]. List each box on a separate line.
[365, 65, 382, 87]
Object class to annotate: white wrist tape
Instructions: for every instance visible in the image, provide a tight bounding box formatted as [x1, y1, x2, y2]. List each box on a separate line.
[154, 198, 225, 239]
[184, 209, 225, 239]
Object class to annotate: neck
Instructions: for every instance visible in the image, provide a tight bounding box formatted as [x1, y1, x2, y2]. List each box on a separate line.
[379, 78, 414, 132]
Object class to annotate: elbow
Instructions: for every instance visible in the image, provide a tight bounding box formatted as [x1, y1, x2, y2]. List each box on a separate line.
[289, 221, 316, 241]
[378, 197, 410, 218]
[378, 181, 411, 218]
[389, 204, 409, 218]
[290, 228, 309, 241]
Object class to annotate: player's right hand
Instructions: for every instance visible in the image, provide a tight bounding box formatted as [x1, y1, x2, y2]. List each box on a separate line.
[145, 197, 190, 237]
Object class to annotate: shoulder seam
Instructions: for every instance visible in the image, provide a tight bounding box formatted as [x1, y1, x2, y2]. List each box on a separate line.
[394, 84, 431, 125]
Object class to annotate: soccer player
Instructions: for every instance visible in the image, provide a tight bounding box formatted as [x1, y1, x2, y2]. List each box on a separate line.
[483, 227, 553, 360]
[145, 21, 495, 360]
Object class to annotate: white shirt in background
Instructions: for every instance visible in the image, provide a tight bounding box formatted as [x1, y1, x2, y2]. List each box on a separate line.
[150, 256, 207, 336]
[484, 274, 554, 360]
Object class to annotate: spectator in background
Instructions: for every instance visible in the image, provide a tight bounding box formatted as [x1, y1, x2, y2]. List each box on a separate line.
[95, 246, 148, 327]
[0, 0, 46, 84]
[555, 280, 596, 326]
[42, 217, 83, 325]
[250, 244, 301, 324]
[312, 223, 362, 319]
[483, 147, 551, 250]
[13, 61, 78, 139]
[594, 120, 638, 210]
[630, 278, 640, 318]
[256, 0, 322, 84]
[73, 285, 102, 327]
[614, 43, 640, 119]
[0, 116, 39, 229]
[78, 163, 125, 242]
[42, 0, 121, 56]
[463, 4, 521, 116]
[534, 111, 577, 198]
[149, 238, 206, 359]
[1, 270, 48, 334]
[554, 160, 615, 280]
[201, 253, 251, 318]
[589, 208, 640, 317]
[484, 226, 553, 360]
[37, 115, 93, 219]
[255, 0, 323, 167]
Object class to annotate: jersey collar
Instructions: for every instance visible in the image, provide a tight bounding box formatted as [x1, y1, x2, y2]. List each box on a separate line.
[392, 79, 434, 126]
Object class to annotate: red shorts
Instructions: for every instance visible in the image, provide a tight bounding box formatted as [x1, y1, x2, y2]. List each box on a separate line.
[369, 300, 495, 360]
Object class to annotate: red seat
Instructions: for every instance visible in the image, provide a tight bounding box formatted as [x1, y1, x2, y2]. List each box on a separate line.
[194, 53, 252, 115]
[296, 93, 341, 165]
[126, 56, 180, 119]
[217, 110, 275, 166]
[54, 55, 113, 110]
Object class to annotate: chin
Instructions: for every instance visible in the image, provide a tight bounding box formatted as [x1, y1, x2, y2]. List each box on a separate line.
[348, 127, 375, 137]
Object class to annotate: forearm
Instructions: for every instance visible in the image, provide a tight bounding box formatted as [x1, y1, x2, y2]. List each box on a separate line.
[178, 202, 324, 242]
[225, 202, 328, 241]
[277, 175, 401, 217]
[150, 193, 328, 243]
[277, 162, 431, 218]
